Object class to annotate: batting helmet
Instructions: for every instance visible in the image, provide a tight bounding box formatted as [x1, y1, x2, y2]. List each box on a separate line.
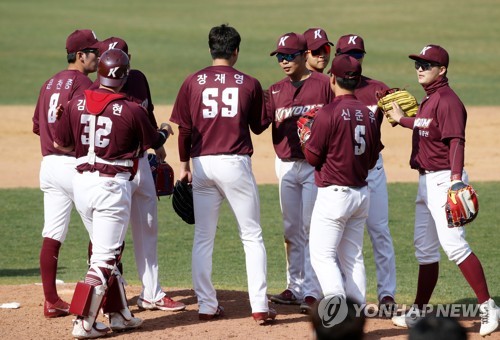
[98, 48, 129, 87]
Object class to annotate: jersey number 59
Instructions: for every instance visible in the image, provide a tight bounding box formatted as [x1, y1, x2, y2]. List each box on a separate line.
[202, 87, 239, 118]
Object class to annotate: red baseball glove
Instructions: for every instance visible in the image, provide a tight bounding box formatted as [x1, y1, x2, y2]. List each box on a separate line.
[445, 180, 479, 227]
[297, 107, 319, 146]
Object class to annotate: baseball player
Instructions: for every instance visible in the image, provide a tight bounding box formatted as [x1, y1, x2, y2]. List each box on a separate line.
[54, 49, 171, 339]
[335, 34, 398, 312]
[386, 44, 499, 336]
[169, 24, 276, 324]
[91, 37, 185, 312]
[32, 29, 100, 318]
[305, 54, 380, 306]
[303, 28, 333, 73]
[266, 32, 333, 313]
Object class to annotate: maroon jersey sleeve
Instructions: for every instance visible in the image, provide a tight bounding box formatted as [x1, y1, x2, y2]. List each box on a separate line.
[267, 72, 333, 159]
[32, 70, 92, 156]
[170, 65, 266, 158]
[306, 94, 380, 187]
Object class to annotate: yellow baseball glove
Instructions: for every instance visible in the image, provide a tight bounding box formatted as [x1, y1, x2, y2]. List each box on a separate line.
[376, 88, 418, 126]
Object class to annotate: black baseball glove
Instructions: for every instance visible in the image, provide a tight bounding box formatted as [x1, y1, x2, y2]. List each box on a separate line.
[172, 180, 195, 224]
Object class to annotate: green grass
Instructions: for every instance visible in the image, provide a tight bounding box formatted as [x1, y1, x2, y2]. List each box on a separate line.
[1, 0, 500, 105]
[1, 183, 498, 305]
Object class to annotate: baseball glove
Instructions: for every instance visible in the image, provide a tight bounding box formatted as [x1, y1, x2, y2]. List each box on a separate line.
[172, 180, 195, 225]
[148, 154, 174, 196]
[445, 180, 479, 228]
[376, 88, 418, 126]
[297, 107, 319, 146]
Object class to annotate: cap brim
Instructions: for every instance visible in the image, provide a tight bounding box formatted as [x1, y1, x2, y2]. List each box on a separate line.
[270, 48, 303, 56]
[308, 41, 334, 51]
[408, 54, 430, 62]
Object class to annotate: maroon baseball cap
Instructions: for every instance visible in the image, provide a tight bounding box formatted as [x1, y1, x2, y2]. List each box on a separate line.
[99, 37, 129, 56]
[303, 28, 334, 51]
[329, 54, 362, 79]
[66, 29, 100, 54]
[409, 44, 449, 67]
[270, 33, 307, 56]
[335, 34, 365, 55]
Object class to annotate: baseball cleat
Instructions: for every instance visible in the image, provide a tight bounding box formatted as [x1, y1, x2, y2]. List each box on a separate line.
[300, 296, 317, 314]
[392, 305, 423, 328]
[109, 311, 143, 332]
[252, 308, 277, 325]
[199, 305, 225, 321]
[378, 296, 398, 317]
[479, 298, 499, 336]
[44, 298, 70, 318]
[137, 295, 186, 311]
[269, 289, 301, 305]
[72, 319, 110, 339]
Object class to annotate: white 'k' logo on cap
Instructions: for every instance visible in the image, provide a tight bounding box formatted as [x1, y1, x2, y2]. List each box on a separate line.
[348, 36, 359, 45]
[279, 36, 290, 47]
[314, 29, 323, 39]
[420, 46, 432, 55]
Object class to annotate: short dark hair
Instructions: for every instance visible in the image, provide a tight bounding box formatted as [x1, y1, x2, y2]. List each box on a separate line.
[409, 316, 467, 340]
[310, 296, 365, 340]
[67, 52, 77, 63]
[336, 76, 359, 91]
[208, 24, 241, 60]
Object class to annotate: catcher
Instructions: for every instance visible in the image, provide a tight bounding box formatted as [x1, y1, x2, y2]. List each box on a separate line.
[376, 88, 418, 126]
[387, 44, 497, 337]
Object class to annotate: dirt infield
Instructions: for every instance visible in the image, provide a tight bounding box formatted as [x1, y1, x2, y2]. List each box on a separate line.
[1, 105, 498, 339]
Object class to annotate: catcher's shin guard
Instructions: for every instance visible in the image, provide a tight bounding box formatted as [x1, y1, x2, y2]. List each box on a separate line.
[102, 270, 128, 314]
[70, 283, 106, 331]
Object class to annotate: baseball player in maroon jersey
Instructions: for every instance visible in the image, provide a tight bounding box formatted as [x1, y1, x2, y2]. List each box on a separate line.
[303, 28, 333, 73]
[266, 32, 333, 313]
[92, 37, 185, 312]
[32, 29, 100, 318]
[387, 45, 499, 336]
[54, 49, 171, 339]
[169, 24, 276, 324]
[305, 54, 380, 305]
[335, 34, 398, 312]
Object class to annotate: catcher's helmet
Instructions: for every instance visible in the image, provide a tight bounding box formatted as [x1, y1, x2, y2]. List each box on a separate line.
[98, 48, 129, 88]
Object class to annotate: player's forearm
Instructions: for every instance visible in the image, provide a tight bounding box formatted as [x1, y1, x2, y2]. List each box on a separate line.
[448, 137, 465, 180]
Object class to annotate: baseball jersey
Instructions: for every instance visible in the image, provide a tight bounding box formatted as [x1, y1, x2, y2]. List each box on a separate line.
[306, 94, 380, 187]
[354, 76, 390, 154]
[409, 78, 466, 171]
[33, 69, 93, 156]
[267, 72, 333, 159]
[90, 69, 158, 130]
[54, 88, 164, 176]
[170, 65, 268, 157]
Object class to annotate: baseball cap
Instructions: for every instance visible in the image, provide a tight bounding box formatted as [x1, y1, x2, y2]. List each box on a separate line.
[409, 44, 449, 67]
[328, 54, 362, 79]
[66, 29, 100, 54]
[270, 33, 307, 56]
[99, 37, 129, 56]
[335, 34, 365, 55]
[303, 28, 334, 51]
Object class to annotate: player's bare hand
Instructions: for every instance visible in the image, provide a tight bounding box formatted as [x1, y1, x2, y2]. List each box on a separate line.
[154, 146, 167, 163]
[179, 161, 192, 183]
[386, 102, 405, 124]
[160, 122, 174, 136]
[56, 104, 64, 120]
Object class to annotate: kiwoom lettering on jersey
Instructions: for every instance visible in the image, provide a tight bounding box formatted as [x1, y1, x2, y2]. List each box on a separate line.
[414, 117, 432, 129]
[275, 104, 323, 122]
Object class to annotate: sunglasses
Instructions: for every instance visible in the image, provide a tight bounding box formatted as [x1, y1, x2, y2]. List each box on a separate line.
[276, 51, 303, 62]
[414, 60, 438, 71]
[310, 45, 331, 57]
